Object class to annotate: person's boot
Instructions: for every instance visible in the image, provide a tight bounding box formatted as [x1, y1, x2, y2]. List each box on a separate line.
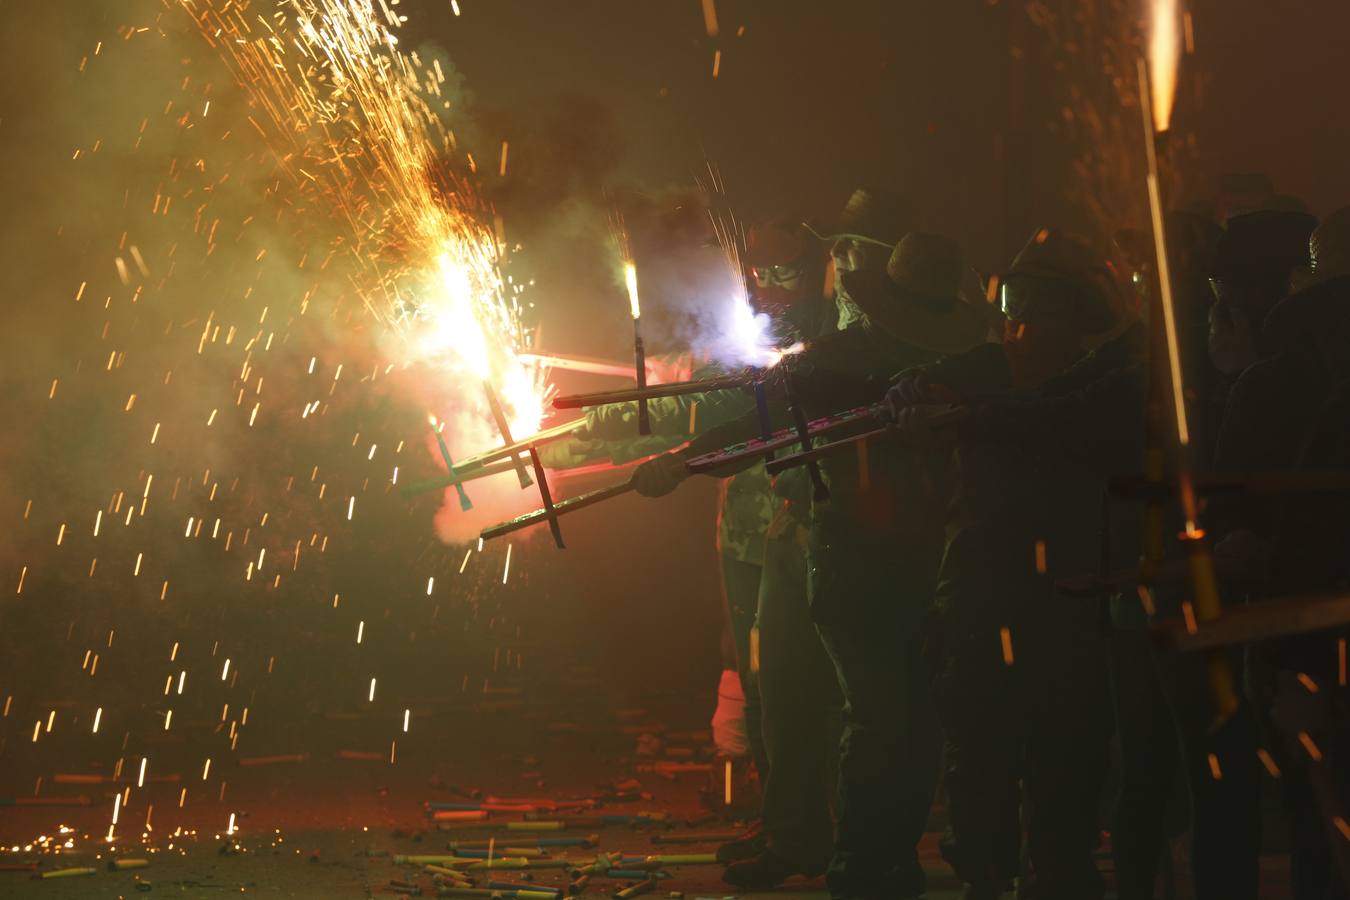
[722, 848, 823, 889]
[715, 821, 765, 864]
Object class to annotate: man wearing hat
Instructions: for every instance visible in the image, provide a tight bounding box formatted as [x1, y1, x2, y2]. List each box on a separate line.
[720, 189, 918, 891]
[1206, 208, 1317, 379]
[634, 227, 990, 899]
[1209, 205, 1350, 900]
[886, 229, 1128, 900]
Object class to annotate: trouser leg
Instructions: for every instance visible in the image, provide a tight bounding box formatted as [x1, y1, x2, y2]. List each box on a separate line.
[817, 601, 941, 898]
[721, 551, 768, 781]
[1155, 648, 1262, 900]
[756, 533, 839, 869]
[936, 626, 1023, 893]
[1023, 626, 1110, 900]
[1110, 627, 1181, 900]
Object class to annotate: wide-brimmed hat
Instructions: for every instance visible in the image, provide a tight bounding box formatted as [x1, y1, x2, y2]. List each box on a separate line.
[744, 220, 809, 269]
[805, 187, 906, 249]
[838, 232, 989, 353]
[998, 229, 1119, 334]
[1212, 209, 1317, 283]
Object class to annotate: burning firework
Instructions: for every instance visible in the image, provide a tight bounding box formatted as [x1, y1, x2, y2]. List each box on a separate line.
[699, 166, 795, 369]
[1148, 0, 1182, 133]
[177, 0, 548, 490]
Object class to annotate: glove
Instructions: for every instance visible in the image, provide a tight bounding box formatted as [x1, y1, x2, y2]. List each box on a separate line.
[535, 437, 605, 470]
[584, 402, 638, 441]
[632, 452, 690, 497]
[884, 376, 962, 423]
[892, 404, 959, 449]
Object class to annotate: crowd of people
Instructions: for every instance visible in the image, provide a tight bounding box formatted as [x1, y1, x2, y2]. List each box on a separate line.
[546, 181, 1350, 900]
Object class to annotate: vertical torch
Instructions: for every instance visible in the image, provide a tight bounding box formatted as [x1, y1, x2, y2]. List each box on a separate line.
[1138, 0, 1238, 722]
[625, 261, 651, 435]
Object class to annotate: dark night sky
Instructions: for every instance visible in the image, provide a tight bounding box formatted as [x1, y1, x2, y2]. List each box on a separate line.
[408, 0, 1350, 265]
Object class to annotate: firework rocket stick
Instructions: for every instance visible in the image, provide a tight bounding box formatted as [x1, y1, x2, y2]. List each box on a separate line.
[480, 479, 636, 542]
[430, 420, 473, 511]
[764, 406, 969, 476]
[552, 373, 753, 409]
[526, 446, 565, 549]
[684, 404, 886, 475]
[518, 351, 644, 380]
[401, 458, 525, 498]
[403, 420, 591, 499]
[1137, 55, 1238, 722]
[781, 374, 829, 501]
[484, 380, 534, 489]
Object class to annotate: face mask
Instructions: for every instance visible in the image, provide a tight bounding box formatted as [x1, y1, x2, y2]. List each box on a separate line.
[1207, 300, 1258, 376]
[834, 268, 867, 330]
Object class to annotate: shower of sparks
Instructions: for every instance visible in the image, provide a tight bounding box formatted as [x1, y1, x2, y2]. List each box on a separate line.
[178, 0, 548, 441]
[702, 165, 796, 368]
[1149, 0, 1181, 132]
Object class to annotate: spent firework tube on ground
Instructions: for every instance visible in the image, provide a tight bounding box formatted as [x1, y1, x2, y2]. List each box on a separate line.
[449, 835, 599, 850]
[612, 879, 658, 899]
[39, 867, 98, 878]
[489, 881, 562, 896]
[648, 831, 739, 844]
[436, 889, 559, 899]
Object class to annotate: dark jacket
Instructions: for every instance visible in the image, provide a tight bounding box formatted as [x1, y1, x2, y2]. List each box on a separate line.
[1212, 275, 1350, 672]
[921, 328, 1146, 632]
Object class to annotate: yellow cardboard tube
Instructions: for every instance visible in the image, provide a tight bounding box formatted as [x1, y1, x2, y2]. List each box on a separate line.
[41, 866, 98, 879]
[436, 889, 557, 899]
[395, 854, 473, 866]
[110, 858, 150, 870]
[505, 821, 565, 832]
[642, 853, 717, 866]
[613, 878, 657, 898]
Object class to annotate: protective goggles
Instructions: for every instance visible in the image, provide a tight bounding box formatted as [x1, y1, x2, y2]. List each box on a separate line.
[751, 258, 807, 288]
[998, 274, 1081, 324]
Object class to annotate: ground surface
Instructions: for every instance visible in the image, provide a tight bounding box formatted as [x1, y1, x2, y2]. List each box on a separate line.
[0, 682, 1300, 900]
